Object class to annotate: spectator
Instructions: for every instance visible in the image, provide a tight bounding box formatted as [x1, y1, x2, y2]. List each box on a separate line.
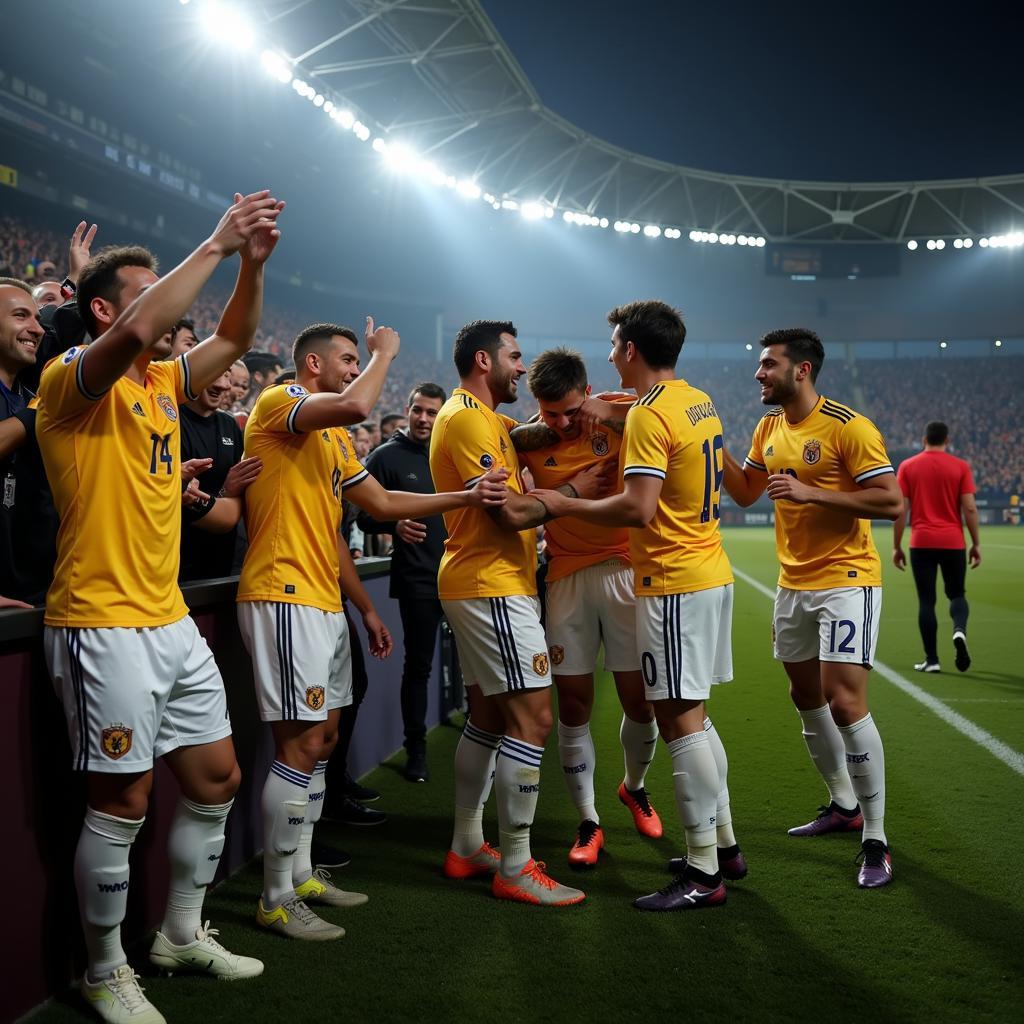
[351, 424, 372, 458]
[223, 358, 250, 411]
[364, 420, 381, 450]
[168, 316, 199, 360]
[179, 369, 262, 581]
[32, 281, 63, 308]
[357, 383, 447, 781]
[237, 349, 283, 417]
[379, 412, 408, 442]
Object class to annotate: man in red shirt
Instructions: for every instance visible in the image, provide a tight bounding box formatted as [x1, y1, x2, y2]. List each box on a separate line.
[894, 421, 981, 673]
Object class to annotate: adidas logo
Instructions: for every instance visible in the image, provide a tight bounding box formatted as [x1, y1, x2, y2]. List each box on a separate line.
[130, 402, 145, 417]
[544, 456, 557, 466]
[765, 445, 774, 456]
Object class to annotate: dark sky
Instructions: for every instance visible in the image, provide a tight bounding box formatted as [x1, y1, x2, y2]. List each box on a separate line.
[481, 1, 1024, 181]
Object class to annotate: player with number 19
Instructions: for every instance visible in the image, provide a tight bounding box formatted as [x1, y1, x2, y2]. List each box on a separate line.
[721, 328, 903, 889]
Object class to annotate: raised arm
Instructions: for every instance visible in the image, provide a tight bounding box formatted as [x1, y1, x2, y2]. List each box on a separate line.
[291, 318, 400, 431]
[79, 191, 282, 397]
[344, 467, 508, 522]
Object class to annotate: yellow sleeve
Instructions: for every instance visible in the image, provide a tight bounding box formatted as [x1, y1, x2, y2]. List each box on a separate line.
[497, 413, 519, 433]
[148, 358, 191, 406]
[839, 416, 894, 484]
[444, 407, 503, 488]
[622, 404, 670, 481]
[37, 345, 103, 423]
[338, 428, 370, 487]
[744, 417, 768, 473]
[252, 383, 312, 435]
[175, 353, 201, 402]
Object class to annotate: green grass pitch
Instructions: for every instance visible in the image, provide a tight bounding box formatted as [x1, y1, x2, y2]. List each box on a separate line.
[36, 528, 1024, 1023]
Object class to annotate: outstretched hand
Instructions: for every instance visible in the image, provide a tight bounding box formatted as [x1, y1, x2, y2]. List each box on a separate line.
[68, 221, 98, 282]
[209, 190, 284, 258]
[364, 315, 401, 362]
[221, 456, 263, 497]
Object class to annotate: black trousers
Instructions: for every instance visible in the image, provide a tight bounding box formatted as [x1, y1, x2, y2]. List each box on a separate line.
[327, 607, 369, 793]
[910, 547, 969, 662]
[397, 596, 443, 752]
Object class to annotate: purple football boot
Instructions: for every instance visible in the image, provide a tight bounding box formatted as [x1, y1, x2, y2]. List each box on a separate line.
[788, 801, 863, 837]
[667, 845, 748, 880]
[634, 868, 726, 912]
[856, 840, 893, 888]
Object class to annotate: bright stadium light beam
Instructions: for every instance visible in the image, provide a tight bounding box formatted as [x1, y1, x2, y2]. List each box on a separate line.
[457, 180, 482, 200]
[521, 202, 547, 220]
[199, 3, 255, 50]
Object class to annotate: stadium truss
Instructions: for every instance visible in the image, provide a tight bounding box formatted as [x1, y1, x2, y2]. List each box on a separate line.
[252, 0, 1024, 244]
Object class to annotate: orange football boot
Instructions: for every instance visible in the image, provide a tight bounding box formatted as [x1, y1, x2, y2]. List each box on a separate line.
[492, 859, 585, 906]
[443, 842, 501, 879]
[567, 819, 605, 867]
[618, 781, 664, 838]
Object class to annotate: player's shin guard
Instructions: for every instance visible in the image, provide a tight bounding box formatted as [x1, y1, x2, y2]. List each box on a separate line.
[75, 808, 144, 982]
[293, 761, 328, 887]
[557, 721, 598, 823]
[667, 732, 719, 876]
[161, 797, 233, 945]
[261, 760, 312, 907]
[798, 704, 858, 811]
[703, 716, 737, 848]
[451, 720, 501, 856]
[619, 713, 658, 791]
[838, 713, 887, 844]
[495, 737, 543, 877]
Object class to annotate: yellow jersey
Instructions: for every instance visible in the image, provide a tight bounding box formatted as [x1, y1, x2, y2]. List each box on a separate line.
[621, 379, 733, 596]
[429, 388, 536, 599]
[745, 395, 894, 590]
[36, 347, 196, 627]
[519, 424, 630, 583]
[238, 383, 369, 612]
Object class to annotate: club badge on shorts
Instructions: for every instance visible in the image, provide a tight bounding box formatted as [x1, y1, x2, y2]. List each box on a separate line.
[532, 653, 549, 676]
[305, 686, 326, 711]
[101, 723, 133, 759]
[549, 644, 565, 666]
[803, 439, 821, 465]
[156, 393, 178, 422]
[591, 433, 609, 456]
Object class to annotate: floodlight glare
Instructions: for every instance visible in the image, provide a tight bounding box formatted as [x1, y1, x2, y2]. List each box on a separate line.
[599, 217, 609, 228]
[953, 238, 963, 248]
[501, 199, 519, 211]
[962, 238, 973, 248]
[372, 137, 387, 153]
[313, 94, 324, 107]
[336, 109, 355, 129]
[907, 240, 918, 250]
[995, 339, 1002, 347]
[939, 341, 948, 349]
[457, 180, 482, 200]
[745, 343, 753, 351]
[643, 225, 661, 238]
[323, 100, 334, 114]
[200, 4, 255, 50]
[756, 236, 766, 247]
[979, 237, 989, 247]
[708, 232, 719, 243]
[689, 230, 700, 242]
[521, 202, 547, 220]
[935, 239, 946, 250]
[926, 239, 936, 250]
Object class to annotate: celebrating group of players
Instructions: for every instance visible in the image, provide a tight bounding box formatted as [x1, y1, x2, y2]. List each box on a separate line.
[28, 192, 903, 1024]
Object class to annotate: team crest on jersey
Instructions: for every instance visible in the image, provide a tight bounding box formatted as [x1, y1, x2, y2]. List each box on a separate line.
[549, 644, 565, 666]
[803, 440, 821, 465]
[156, 393, 177, 422]
[499, 438, 508, 454]
[101, 723, 133, 760]
[61, 347, 80, 365]
[321, 430, 330, 442]
[305, 686, 326, 711]
[532, 653, 549, 676]
[480, 453, 494, 469]
[765, 445, 774, 457]
[286, 384, 308, 398]
[337, 436, 350, 461]
[591, 432, 609, 456]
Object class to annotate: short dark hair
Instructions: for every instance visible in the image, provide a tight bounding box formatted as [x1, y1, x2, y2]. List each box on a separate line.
[606, 300, 686, 370]
[76, 245, 158, 337]
[380, 413, 406, 430]
[453, 320, 516, 377]
[925, 421, 949, 445]
[172, 316, 196, 340]
[0, 277, 32, 297]
[527, 347, 588, 401]
[760, 327, 825, 382]
[242, 349, 284, 378]
[291, 322, 358, 370]
[407, 381, 446, 407]
[275, 369, 297, 385]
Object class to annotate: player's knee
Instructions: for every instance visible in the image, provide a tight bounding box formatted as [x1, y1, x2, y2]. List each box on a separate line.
[200, 759, 241, 804]
[828, 691, 866, 726]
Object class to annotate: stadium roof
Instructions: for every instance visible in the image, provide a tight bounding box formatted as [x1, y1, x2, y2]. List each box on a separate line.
[250, 0, 1024, 244]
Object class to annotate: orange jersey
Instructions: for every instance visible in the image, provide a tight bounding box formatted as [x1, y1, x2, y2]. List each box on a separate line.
[519, 426, 630, 583]
[36, 347, 197, 627]
[745, 395, 894, 589]
[238, 384, 368, 612]
[621, 379, 733, 596]
[429, 388, 536, 599]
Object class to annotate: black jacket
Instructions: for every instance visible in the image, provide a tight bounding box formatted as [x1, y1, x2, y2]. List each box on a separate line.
[357, 430, 445, 599]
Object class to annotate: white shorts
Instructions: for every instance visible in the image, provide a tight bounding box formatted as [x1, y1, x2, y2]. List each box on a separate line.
[238, 601, 352, 722]
[442, 595, 552, 697]
[636, 584, 733, 702]
[45, 616, 231, 774]
[773, 586, 881, 667]
[545, 559, 638, 675]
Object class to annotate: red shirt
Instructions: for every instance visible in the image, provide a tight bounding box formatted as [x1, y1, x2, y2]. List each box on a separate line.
[897, 450, 975, 549]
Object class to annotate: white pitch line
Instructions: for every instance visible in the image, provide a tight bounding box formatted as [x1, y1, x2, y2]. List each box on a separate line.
[732, 566, 1024, 778]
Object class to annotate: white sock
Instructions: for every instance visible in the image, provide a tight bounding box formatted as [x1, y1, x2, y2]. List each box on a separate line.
[798, 704, 858, 811]
[703, 717, 737, 849]
[557, 720, 598, 824]
[75, 808, 144, 982]
[619, 713, 658, 791]
[667, 731, 719, 876]
[294, 760, 328, 886]
[495, 736, 544, 877]
[261, 760, 311, 908]
[839, 713, 887, 845]
[161, 797, 232, 945]
[451, 720, 501, 856]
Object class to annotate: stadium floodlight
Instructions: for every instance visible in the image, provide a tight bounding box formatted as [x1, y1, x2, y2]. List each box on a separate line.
[313, 94, 324, 107]
[962, 238, 973, 248]
[935, 239, 946, 250]
[979, 237, 989, 247]
[995, 339, 1002, 347]
[629, 222, 640, 233]
[336, 109, 355, 129]
[563, 211, 576, 224]
[745, 343, 753, 351]
[926, 239, 936, 250]
[323, 100, 334, 114]
[260, 50, 292, 83]
[457, 180, 482, 200]
[372, 137, 387, 153]
[756, 236, 766, 247]
[520, 202, 547, 220]
[382, 143, 417, 173]
[708, 232, 719, 243]
[199, 3, 255, 50]
[689, 230, 700, 242]
[599, 217, 609, 228]
[939, 340, 948, 349]
[352, 121, 370, 141]
[906, 239, 918, 250]
[953, 238, 963, 248]
[643, 225, 661, 238]
[501, 199, 519, 211]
